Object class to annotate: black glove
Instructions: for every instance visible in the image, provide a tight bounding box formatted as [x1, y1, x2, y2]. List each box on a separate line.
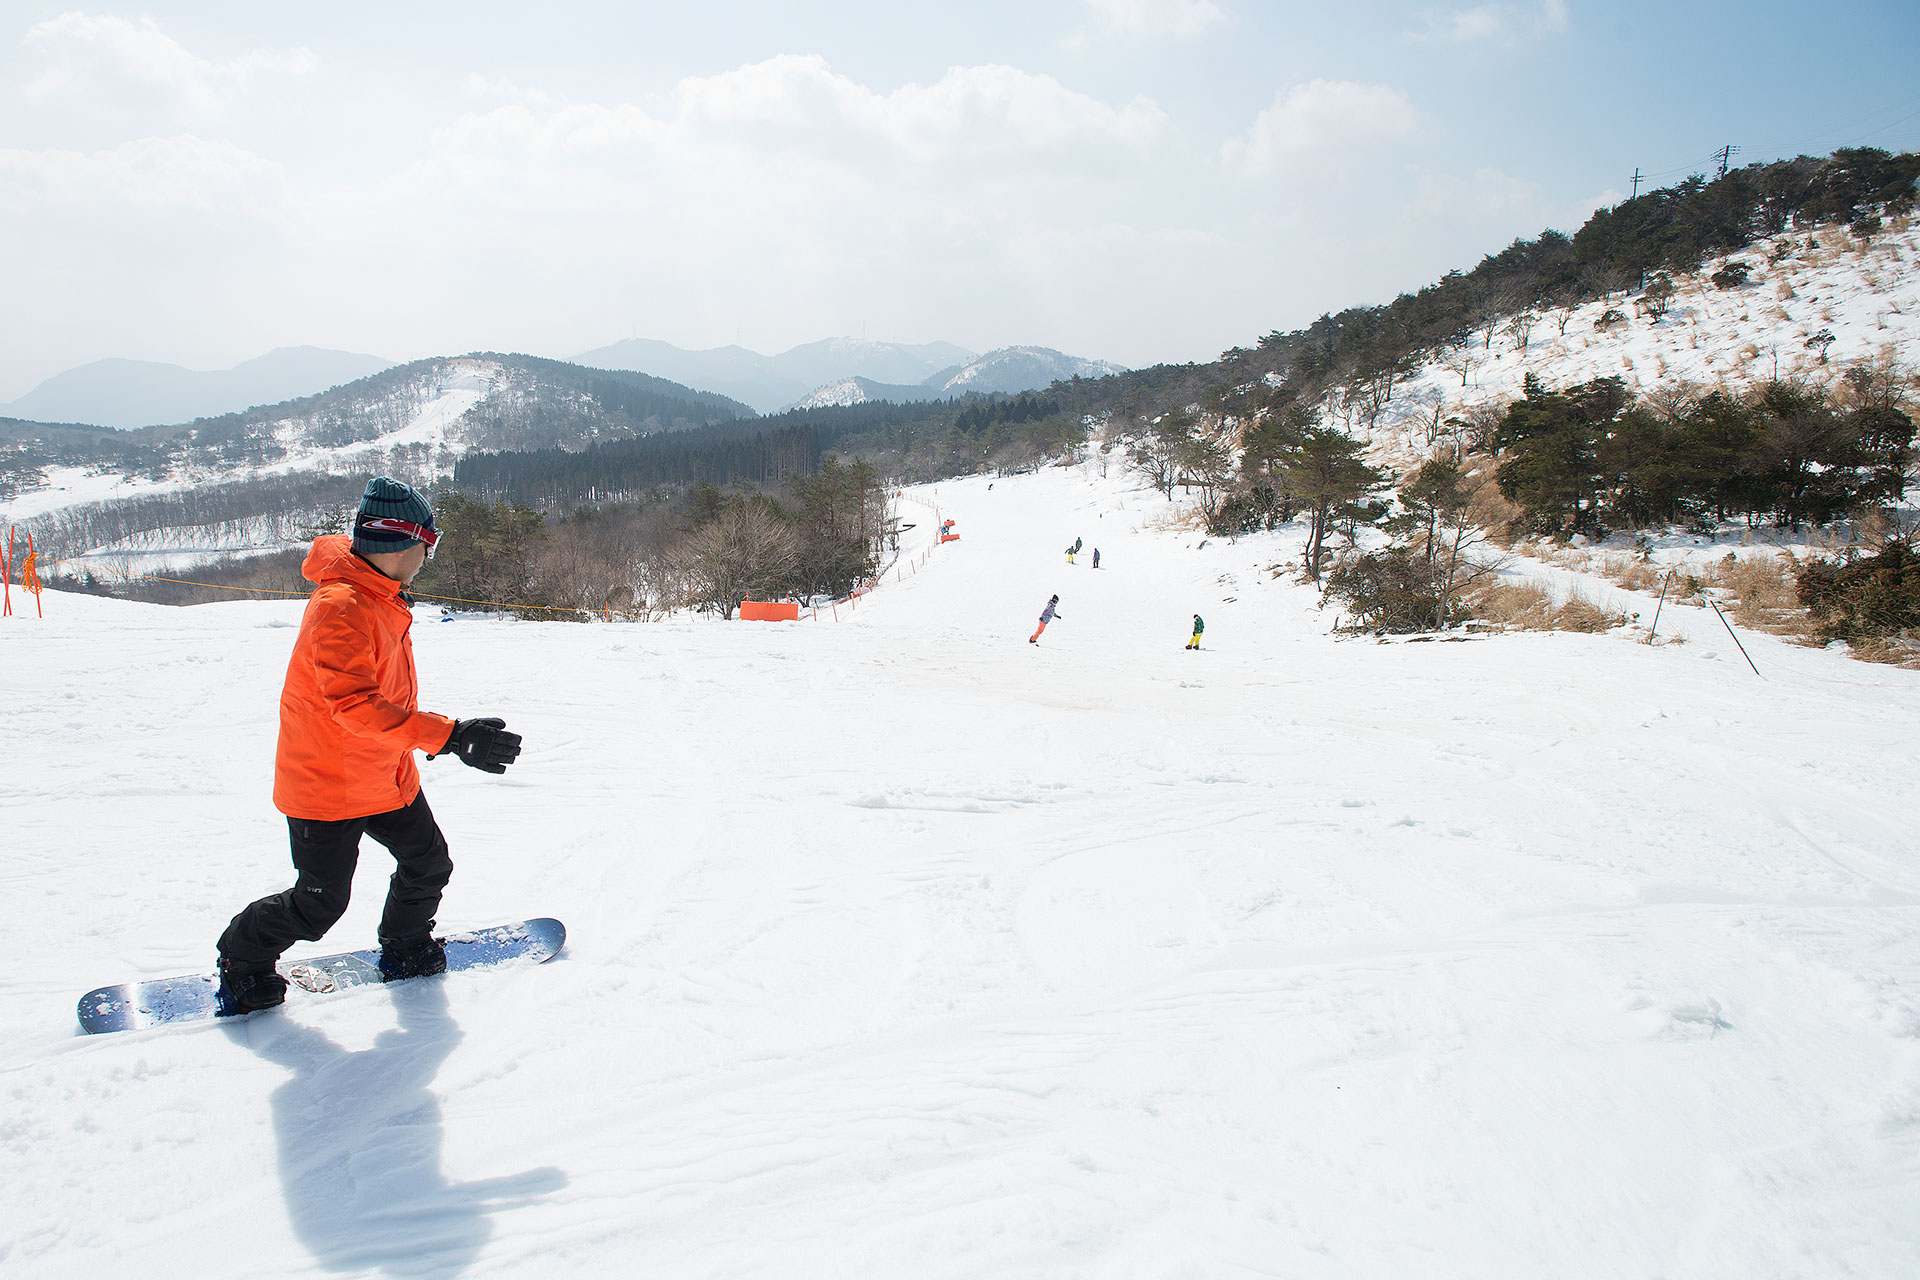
[438, 717, 522, 774]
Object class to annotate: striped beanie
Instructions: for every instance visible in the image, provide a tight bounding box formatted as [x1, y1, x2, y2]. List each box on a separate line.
[351, 476, 435, 555]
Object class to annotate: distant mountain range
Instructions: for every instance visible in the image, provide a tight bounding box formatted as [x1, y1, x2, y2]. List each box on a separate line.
[573, 337, 1124, 413]
[2, 346, 397, 430]
[793, 346, 1130, 410]
[573, 337, 974, 414]
[10, 337, 1126, 432]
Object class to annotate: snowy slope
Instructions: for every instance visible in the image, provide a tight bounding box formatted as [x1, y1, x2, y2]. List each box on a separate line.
[932, 344, 1126, 395]
[3, 451, 1919, 1278]
[792, 346, 1131, 409]
[1360, 224, 1920, 471]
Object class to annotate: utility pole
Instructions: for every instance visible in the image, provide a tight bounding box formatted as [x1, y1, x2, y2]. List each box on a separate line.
[1630, 168, 1644, 200]
[1713, 145, 1739, 178]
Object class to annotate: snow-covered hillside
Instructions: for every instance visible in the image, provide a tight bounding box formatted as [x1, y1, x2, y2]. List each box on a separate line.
[4, 449, 1917, 1278]
[792, 345, 1129, 409]
[932, 344, 1126, 394]
[1357, 224, 1920, 470]
[0, 362, 495, 524]
[2, 356, 748, 568]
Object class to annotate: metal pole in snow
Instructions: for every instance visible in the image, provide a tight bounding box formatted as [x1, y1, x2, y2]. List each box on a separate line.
[1708, 598, 1763, 677]
[1648, 569, 1675, 640]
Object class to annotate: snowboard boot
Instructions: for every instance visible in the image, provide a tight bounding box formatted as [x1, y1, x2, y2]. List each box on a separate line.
[378, 934, 447, 981]
[216, 956, 288, 1013]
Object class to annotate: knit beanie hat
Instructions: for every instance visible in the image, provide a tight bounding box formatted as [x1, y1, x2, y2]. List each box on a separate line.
[351, 476, 435, 556]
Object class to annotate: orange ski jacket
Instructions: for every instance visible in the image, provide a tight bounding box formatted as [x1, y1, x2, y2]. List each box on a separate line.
[273, 536, 457, 820]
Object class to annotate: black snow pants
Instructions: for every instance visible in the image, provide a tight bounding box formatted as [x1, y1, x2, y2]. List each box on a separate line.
[218, 790, 453, 964]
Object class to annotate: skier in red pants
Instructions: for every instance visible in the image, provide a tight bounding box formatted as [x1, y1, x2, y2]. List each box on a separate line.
[1029, 594, 1061, 644]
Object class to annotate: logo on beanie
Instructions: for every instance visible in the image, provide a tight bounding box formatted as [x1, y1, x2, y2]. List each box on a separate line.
[352, 476, 436, 554]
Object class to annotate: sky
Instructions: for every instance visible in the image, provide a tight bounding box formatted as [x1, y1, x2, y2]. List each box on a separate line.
[2, 0, 1918, 402]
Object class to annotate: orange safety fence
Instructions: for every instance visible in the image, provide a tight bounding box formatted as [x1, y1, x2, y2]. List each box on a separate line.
[3, 526, 44, 618]
[739, 600, 800, 621]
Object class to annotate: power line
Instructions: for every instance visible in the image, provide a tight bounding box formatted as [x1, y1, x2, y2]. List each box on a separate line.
[1744, 88, 1920, 158]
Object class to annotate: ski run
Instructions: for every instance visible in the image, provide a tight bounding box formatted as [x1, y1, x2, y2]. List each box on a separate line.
[4, 452, 1919, 1279]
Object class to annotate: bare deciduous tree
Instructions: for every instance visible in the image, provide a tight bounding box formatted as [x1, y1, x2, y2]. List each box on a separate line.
[670, 498, 802, 620]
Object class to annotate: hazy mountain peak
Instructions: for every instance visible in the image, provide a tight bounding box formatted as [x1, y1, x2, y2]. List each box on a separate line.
[2, 347, 396, 430]
[573, 335, 979, 413]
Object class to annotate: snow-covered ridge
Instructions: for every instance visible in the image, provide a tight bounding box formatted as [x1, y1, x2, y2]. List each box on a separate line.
[790, 345, 1129, 409]
[933, 345, 1126, 393]
[795, 377, 871, 410]
[2, 359, 506, 529]
[1343, 223, 1920, 471]
[1, 355, 734, 553]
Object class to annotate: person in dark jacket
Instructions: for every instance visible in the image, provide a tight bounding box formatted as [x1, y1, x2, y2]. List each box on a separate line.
[1030, 594, 1062, 644]
[214, 477, 523, 1013]
[1186, 614, 1205, 650]
[1091, 548, 1100, 569]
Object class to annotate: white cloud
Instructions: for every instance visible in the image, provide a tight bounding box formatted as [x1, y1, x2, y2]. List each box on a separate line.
[1403, 167, 1549, 226]
[366, 54, 1169, 223]
[465, 74, 552, 106]
[20, 12, 313, 120]
[1221, 80, 1417, 178]
[668, 55, 1167, 158]
[1407, 0, 1568, 45]
[1077, 0, 1227, 41]
[0, 136, 285, 216]
[247, 55, 1178, 362]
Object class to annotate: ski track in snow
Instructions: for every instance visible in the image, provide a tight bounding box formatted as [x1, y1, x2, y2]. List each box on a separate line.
[3, 457, 1919, 1278]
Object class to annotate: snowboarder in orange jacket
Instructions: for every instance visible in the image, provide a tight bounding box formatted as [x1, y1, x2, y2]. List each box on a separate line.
[215, 478, 522, 1012]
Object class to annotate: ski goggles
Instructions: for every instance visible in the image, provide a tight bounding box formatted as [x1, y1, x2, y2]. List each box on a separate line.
[356, 515, 442, 557]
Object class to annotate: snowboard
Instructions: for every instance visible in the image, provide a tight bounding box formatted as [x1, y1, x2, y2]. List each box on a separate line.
[75, 917, 566, 1035]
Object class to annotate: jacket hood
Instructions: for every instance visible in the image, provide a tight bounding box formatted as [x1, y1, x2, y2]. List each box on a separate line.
[302, 534, 406, 599]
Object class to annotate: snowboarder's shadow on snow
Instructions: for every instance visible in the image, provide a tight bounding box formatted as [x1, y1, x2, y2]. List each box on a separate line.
[226, 979, 565, 1278]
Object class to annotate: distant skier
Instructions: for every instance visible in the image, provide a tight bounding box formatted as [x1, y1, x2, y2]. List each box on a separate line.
[1186, 614, 1204, 650]
[213, 477, 523, 1013]
[1091, 548, 1101, 569]
[1030, 594, 1062, 644]
[1065, 544, 1076, 564]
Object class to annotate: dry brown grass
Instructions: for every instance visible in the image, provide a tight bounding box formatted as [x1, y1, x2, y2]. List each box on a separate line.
[1708, 552, 1816, 639]
[1465, 473, 1520, 547]
[1140, 506, 1208, 533]
[1465, 577, 1629, 633]
[1467, 580, 1553, 629]
[1846, 637, 1920, 669]
[1556, 589, 1630, 632]
[1599, 553, 1663, 592]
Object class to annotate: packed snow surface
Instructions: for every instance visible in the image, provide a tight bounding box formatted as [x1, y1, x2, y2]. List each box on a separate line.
[4, 455, 1919, 1278]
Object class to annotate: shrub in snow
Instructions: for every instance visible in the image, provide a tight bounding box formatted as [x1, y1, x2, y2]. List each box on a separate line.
[1711, 261, 1752, 289]
[1797, 540, 1920, 645]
